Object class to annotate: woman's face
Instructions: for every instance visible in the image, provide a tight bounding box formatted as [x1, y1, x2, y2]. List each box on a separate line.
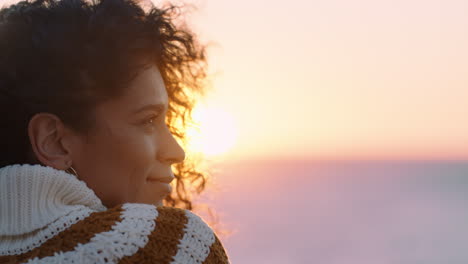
[71, 65, 185, 208]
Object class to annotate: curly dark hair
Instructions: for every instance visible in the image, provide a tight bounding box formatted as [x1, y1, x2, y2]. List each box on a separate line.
[0, 0, 208, 210]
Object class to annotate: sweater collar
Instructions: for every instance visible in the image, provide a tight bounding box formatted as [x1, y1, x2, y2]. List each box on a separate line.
[0, 164, 107, 236]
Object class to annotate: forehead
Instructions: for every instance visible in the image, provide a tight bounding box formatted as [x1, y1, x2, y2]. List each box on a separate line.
[125, 65, 168, 106]
[93, 65, 168, 119]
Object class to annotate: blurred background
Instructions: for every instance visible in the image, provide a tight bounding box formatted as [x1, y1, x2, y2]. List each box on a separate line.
[172, 0, 468, 263]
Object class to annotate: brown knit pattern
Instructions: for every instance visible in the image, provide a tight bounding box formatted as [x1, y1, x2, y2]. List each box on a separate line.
[204, 235, 230, 264]
[0, 205, 230, 264]
[118, 206, 188, 264]
[0, 205, 123, 264]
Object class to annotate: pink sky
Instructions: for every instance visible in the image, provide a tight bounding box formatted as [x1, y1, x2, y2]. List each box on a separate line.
[181, 0, 468, 161]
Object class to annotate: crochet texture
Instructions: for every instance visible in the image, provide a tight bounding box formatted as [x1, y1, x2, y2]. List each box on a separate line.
[0, 164, 229, 264]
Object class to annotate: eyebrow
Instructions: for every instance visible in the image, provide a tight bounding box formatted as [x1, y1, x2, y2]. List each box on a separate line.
[132, 103, 167, 114]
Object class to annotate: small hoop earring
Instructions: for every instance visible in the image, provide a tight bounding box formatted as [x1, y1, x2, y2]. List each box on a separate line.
[66, 166, 79, 178]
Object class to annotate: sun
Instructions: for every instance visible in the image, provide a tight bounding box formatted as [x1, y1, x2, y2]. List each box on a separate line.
[186, 105, 238, 158]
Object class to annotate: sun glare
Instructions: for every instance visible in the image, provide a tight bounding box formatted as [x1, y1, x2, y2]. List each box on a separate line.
[186, 105, 238, 158]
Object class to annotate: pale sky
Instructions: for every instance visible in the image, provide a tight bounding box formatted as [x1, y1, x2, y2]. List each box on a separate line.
[182, 0, 468, 160]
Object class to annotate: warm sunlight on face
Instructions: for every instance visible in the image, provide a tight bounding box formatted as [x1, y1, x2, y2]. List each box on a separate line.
[186, 105, 238, 157]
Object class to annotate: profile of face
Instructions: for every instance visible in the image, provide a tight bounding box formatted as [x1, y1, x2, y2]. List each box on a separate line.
[28, 65, 185, 208]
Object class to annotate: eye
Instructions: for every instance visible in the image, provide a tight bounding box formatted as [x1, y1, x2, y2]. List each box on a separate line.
[144, 114, 160, 126]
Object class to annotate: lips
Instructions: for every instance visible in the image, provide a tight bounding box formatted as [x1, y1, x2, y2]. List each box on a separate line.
[147, 177, 173, 184]
[146, 178, 173, 196]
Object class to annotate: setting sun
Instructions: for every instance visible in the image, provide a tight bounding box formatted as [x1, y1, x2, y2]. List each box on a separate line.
[186, 105, 238, 157]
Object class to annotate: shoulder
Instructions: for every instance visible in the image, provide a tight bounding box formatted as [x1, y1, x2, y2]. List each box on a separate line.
[118, 204, 230, 264]
[4, 203, 229, 264]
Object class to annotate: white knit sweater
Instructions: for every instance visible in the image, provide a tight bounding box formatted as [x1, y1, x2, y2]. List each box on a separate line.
[0, 164, 107, 255]
[0, 164, 230, 263]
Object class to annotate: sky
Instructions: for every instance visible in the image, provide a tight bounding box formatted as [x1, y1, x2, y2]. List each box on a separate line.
[171, 0, 468, 161]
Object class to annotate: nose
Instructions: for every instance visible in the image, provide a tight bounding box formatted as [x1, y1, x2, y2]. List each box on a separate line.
[157, 127, 186, 165]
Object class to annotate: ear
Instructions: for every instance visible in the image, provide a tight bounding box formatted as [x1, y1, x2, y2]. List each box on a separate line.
[28, 113, 73, 170]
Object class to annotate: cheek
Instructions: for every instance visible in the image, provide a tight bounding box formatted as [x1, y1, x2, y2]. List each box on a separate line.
[115, 131, 155, 161]
[77, 127, 158, 205]
[96, 128, 157, 163]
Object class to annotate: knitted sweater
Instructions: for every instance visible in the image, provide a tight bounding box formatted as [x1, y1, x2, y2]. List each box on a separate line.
[0, 164, 229, 264]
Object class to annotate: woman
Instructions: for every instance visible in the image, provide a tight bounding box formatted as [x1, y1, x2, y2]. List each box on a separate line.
[0, 0, 229, 263]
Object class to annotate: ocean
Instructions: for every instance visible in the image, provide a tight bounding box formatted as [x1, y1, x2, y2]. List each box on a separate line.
[197, 159, 468, 264]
